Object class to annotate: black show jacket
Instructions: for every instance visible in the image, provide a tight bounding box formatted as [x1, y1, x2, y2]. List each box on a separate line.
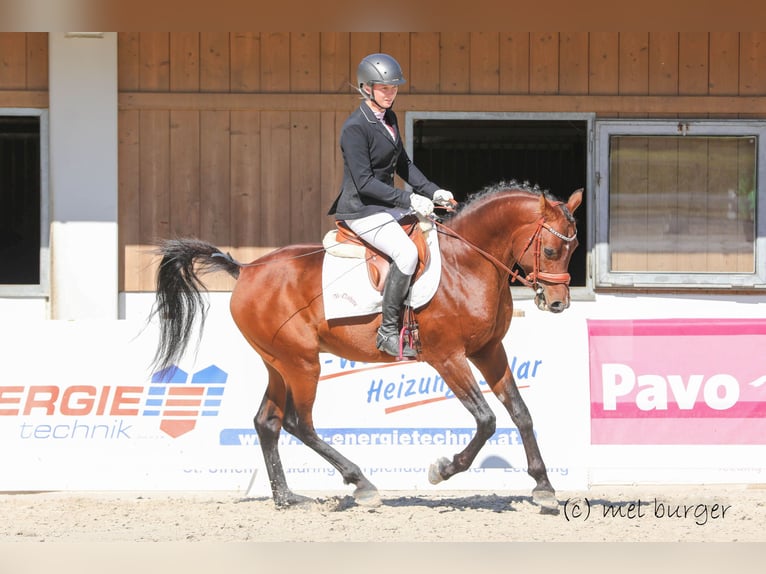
[328, 104, 439, 220]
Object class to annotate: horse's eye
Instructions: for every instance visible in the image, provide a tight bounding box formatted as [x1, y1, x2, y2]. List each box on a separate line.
[544, 247, 556, 258]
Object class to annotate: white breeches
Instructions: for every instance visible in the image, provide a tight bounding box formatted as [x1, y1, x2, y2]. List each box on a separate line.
[344, 212, 418, 276]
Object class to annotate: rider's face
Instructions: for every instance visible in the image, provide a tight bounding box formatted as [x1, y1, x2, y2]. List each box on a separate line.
[367, 84, 398, 110]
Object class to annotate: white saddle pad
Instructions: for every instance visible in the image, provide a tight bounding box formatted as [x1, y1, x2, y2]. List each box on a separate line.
[321, 226, 442, 320]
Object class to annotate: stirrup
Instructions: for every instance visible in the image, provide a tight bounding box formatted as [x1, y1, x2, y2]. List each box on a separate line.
[376, 330, 417, 359]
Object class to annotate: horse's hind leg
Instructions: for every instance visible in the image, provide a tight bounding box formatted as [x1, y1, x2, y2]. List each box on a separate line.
[254, 365, 312, 508]
[472, 344, 558, 513]
[278, 361, 381, 507]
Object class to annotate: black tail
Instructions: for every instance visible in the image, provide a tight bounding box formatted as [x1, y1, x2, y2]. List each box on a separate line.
[149, 238, 242, 375]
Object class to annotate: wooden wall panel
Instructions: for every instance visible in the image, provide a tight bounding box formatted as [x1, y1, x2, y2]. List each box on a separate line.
[499, 33, 530, 94]
[110, 32, 766, 291]
[260, 111, 291, 246]
[138, 110, 170, 291]
[118, 33, 140, 91]
[679, 33, 709, 96]
[589, 33, 619, 95]
[740, 33, 766, 96]
[290, 111, 322, 242]
[320, 33, 350, 93]
[169, 110, 200, 237]
[619, 33, 649, 96]
[25, 33, 48, 90]
[198, 110, 234, 291]
[139, 33, 170, 92]
[200, 33, 230, 92]
[229, 110, 261, 259]
[440, 33, 470, 93]
[230, 33, 260, 92]
[559, 33, 588, 95]
[409, 33, 439, 93]
[468, 33, 499, 94]
[170, 33, 200, 92]
[0, 32, 46, 93]
[200, 111, 231, 246]
[0, 33, 27, 89]
[529, 32, 559, 94]
[649, 32, 679, 96]
[261, 33, 290, 92]
[320, 110, 343, 235]
[118, 110, 141, 292]
[291, 33, 320, 93]
[709, 33, 739, 97]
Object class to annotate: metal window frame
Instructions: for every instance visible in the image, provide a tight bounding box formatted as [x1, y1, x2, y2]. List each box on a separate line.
[0, 108, 50, 298]
[403, 111, 596, 299]
[594, 119, 766, 289]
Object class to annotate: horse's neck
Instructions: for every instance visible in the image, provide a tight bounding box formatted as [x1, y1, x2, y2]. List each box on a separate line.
[449, 195, 531, 264]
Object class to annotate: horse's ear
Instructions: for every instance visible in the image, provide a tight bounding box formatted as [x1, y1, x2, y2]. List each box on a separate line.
[539, 193, 553, 217]
[567, 188, 584, 214]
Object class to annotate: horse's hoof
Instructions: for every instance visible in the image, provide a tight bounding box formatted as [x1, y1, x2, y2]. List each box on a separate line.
[428, 457, 450, 484]
[532, 489, 559, 515]
[354, 486, 382, 507]
[274, 492, 314, 509]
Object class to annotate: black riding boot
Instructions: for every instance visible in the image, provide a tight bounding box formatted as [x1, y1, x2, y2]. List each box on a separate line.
[376, 263, 417, 358]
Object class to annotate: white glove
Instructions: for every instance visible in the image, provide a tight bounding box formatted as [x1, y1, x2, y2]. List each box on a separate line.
[433, 189, 454, 206]
[410, 193, 434, 218]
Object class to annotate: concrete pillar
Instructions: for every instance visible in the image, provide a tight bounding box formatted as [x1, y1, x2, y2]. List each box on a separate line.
[48, 32, 118, 319]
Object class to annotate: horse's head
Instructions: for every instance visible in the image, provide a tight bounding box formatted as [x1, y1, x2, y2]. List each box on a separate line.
[512, 188, 582, 313]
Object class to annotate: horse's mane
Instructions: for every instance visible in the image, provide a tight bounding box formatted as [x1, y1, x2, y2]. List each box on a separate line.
[444, 179, 575, 223]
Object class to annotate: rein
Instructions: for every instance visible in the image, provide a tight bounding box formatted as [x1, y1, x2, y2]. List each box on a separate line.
[432, 205, 576, 292]
[215, 200, 576, 293]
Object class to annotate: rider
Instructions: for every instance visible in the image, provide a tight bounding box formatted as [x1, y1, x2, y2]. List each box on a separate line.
[328, 53, 454, 359]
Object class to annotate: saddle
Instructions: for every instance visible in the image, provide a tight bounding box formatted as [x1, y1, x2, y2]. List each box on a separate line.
[325, 215, 431, 293]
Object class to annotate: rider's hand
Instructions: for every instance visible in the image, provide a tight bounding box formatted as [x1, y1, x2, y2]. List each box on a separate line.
[410, 193, 434, 218]
[432, 189, 454, 206]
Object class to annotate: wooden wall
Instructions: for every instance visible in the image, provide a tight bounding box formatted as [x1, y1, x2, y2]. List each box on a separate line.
[3, 33, 766, 290]
[116, 32, 766, 291]
[0, 33, 48, 106]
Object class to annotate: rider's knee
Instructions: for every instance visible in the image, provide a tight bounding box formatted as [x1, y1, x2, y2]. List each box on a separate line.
[392, 241, 418, 275]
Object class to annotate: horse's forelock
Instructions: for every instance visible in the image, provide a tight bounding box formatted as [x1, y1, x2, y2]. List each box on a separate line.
[560, 204, 576, 224]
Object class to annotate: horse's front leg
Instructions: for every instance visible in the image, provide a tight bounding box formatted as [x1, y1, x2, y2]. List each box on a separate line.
[427, 355, 497, 483]
[471, 343, 558, 513]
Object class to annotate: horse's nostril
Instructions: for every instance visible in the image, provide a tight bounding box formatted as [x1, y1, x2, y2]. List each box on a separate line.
[549, 301, 565, 313]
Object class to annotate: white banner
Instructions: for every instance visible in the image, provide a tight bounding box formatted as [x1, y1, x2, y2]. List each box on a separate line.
[0, 300, 589, 495]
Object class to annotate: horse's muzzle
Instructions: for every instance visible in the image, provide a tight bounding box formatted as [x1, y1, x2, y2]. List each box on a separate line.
[534, 288, 570, 313]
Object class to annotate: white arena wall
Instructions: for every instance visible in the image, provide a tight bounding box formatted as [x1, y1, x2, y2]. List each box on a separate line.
[1, 291, 765, 495]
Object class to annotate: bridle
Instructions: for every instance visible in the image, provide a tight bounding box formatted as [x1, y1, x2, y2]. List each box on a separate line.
[433, 203, 577, 294]
[509, 215, 577, 292]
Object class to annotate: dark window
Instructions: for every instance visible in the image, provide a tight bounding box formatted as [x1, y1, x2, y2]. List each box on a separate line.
[412, 119, 588, 287]
[0, 116, 41, 285]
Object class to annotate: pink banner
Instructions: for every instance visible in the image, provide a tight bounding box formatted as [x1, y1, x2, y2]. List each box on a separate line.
[588, 318, 766, 445]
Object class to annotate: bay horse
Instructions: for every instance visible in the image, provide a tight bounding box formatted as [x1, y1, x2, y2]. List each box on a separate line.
[150, 181, 583, 512]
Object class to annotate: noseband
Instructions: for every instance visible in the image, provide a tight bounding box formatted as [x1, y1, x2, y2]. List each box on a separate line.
[434, 205, 577, 293]
[510, 216, 577, 292]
